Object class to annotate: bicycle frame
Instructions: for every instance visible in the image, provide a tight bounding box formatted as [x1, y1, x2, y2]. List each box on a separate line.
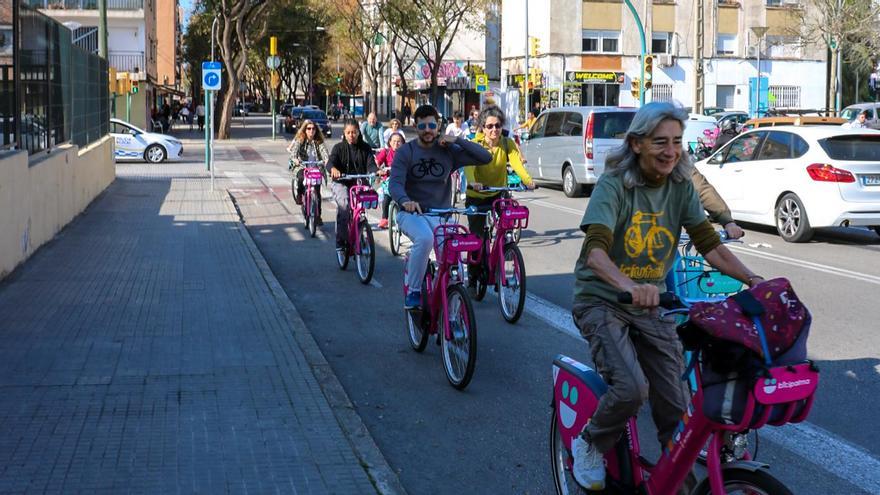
[343, 183, 378, 253]
[302, 166, 324, 218]
[469, 197, 529, 288]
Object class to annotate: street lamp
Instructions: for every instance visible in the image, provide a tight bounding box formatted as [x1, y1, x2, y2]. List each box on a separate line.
[292, 43, 313, 106]
[751, 26, 768, 118]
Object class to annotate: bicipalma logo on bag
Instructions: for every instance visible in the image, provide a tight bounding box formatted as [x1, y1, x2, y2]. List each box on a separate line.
[762, 377, 812, 394]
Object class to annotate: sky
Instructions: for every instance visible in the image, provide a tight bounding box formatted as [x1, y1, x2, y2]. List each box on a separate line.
[180, 0, 193, 29]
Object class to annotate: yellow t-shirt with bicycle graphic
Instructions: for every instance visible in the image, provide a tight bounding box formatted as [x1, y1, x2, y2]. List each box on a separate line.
[574, 172, 707, 306]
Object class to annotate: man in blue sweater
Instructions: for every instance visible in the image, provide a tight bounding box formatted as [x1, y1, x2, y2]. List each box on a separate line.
[389, 104, 493, 309]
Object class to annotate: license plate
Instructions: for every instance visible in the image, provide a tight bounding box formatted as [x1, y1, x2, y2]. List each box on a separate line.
[863, 174, 880, 186]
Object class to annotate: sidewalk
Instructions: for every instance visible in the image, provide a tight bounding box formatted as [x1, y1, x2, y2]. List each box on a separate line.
[0, 137, 400, 492]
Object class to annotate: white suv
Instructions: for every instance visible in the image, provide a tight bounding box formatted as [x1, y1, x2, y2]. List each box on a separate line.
[519, 107, 637, 197]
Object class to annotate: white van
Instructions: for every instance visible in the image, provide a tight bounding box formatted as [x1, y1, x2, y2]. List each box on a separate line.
[519, 107, 637, 197]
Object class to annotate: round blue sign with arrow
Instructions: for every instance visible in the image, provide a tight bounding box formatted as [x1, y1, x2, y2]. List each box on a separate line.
[202, 61, 222, 91]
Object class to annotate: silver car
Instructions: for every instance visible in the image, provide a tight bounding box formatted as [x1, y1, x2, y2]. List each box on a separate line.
[519, 107, 636, 197]
[840, 103, 880, 130]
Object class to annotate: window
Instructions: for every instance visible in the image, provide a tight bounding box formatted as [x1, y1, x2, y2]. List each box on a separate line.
[652, 84, 674, 103]
[724, 133, 765, 162]
[652, 32, 672, 54]
[530, 113, 548, 139]
[766, 36, 801, 58]
[544, 112, 565, 137]
[592, 112, 636, 139]
[582, 30, 620, 53]
[756, 131, 792, 160]
[561, 112, 583, 136]
[769, 85, 801, 108]
[819, 135, 880, 161]
[792, 135, 809, 157]
[716, 34, 737, 56]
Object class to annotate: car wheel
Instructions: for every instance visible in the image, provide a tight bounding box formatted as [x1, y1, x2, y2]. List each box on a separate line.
[144, 144, 166, 164]
[562, 165, 584, 198]
[775, 193, 813, 243]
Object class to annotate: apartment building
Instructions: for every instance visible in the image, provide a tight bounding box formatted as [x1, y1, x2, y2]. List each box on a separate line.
[502, 0, 827, 113]
[29, 0, 181, 129]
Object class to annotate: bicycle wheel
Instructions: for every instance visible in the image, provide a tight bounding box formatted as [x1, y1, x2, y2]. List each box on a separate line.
[389, 202, 402, 257]
[308, 193, 318, 238]
[498, 244, 526, 323]
[440, 284, 477, 390]
[406, 262, 431, 352]
[355, 220, 375, 284]
[550, 407, 589, 495]
[691, 467, 793, 495]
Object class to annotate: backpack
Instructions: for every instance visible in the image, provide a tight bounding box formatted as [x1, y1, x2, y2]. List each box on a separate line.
[677, 278, 814, 425]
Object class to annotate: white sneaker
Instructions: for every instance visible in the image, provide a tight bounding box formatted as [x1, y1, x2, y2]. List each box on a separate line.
[570, 434, 605, 491]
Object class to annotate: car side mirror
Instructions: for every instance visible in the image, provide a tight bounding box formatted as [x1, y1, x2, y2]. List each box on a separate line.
[521, 131, 530, 141]
[708, 152, 724, 166]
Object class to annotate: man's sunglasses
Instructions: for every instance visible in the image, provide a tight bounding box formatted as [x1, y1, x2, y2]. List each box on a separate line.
[416, 122, 438, 130]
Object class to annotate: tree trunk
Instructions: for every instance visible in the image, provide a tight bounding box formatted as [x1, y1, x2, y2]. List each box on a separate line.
[370, 79, 380, 116]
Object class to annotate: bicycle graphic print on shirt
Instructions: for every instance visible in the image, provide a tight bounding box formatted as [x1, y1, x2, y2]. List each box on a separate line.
[412, 157, 445, 178]
[621, 210, 675, 279]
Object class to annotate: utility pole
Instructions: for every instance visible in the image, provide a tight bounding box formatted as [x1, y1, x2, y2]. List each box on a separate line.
[692, 0, 705, 114]
[524, 0, 530, 121]
[98, 0, 108, 58]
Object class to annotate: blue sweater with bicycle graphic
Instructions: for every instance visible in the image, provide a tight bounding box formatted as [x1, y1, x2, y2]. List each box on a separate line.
[389, 138, 492, 210]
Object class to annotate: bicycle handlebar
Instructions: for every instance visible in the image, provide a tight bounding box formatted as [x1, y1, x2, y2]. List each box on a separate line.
[617, 292, 684, 309]
[299, 160, 324, 166]
[333, 173, 375, 181]
[424, 206, 479, 216]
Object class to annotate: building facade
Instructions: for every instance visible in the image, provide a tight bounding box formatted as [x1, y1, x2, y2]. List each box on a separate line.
[501, 0, 827, 115]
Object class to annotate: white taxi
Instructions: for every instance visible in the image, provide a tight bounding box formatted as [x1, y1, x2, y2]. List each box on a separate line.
[695, 126, 880, 242]
[110, 118, 183, 163]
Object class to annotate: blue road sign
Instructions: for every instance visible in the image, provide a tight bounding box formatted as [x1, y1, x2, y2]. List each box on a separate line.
[202, 61, 222, 91]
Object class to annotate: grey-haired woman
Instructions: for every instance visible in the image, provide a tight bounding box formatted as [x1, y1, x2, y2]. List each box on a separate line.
[568, 102, 763, 491]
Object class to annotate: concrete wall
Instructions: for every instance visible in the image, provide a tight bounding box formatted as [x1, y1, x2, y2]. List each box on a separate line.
[0, 136, 115, 279]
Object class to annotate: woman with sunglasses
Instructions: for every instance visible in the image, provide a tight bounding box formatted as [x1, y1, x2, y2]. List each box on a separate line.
[463, 105, 535, 285]
[388, 105, 493, 310]
[288, 119, 331, 224]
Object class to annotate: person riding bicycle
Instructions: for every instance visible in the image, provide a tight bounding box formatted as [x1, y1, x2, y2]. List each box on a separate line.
[361, 112, 385, 149]
[569, 102, 765, 492]
[462, 105, 535, 285]
[388, 104, 493, 310]
[383, 118, 406, 144]
[328, 119, 378, 253]
[288, 119, 330, 223]
[376, 132, 405, 229]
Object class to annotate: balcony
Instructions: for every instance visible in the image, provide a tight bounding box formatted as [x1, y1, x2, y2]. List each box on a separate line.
[23, 0, 143, 10]
[109, 51, 144, 73]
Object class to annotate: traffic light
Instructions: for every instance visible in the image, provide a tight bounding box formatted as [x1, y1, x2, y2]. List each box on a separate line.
[529, 37, 540, 57]
[270, 36, 278, 56]
[643, 55, 654, 90]
[631, 77, 640, 99]
[130, 79, 139, 94]
[116, 73, 130, 95]
[109, 67, 117, 94]
[336, 73, 342, 84]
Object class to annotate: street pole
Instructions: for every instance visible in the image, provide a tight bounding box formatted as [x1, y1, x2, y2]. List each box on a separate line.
[98, 0, 107, 58]
[751, 27, 768, 118]
[271, 80, 276, 140]
[208, 16, 219, 172]
[622, 0, 648, 106]
[524, 0, 530, 120]
[692, 0, 705, 114]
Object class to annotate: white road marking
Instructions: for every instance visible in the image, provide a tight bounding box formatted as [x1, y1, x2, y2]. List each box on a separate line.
[761, 422, 880, 494]
[525, 199, 585, 216]
[370, 279, 383, 289]
[523, 290, 880, 493]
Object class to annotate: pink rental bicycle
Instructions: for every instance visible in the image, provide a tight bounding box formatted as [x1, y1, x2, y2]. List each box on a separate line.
[551, 293, 818, 495]
[299, 161, 325, 238]
[467, 186, 531, 323]
[334, 173, 379, 284]
[404, 207, 482, 390]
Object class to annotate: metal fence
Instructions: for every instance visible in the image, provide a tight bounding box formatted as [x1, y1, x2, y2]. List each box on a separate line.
[2, 2, 109, 154]
[21, 0, 144, 10]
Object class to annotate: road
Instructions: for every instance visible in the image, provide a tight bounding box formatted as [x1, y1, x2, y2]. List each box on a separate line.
[205, 116, 880, 494]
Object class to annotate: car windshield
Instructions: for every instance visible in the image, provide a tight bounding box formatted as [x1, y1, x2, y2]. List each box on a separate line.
[819, 135, 880, 161]
[592, 112, 635, 139]
[839, 108, 863, 122]
[303, 111, 327, 120]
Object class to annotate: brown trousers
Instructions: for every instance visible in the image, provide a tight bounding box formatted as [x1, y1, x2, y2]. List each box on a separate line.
[572, 299, 690, 454]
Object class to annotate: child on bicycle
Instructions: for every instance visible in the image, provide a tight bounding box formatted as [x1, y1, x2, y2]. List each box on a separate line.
[570, 102, 764, 492]
[463, 105, 535, 285]
[376, 132, 405, 229]
[388, 104, 493, 310]
[327, 119, 377, 252]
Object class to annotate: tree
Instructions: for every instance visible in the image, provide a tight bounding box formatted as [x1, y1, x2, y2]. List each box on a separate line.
[384, 0, 487, 106]
[387, 33, 417, 113]
[182, 9, 214, 102]
[326, 0, 391, 115]
[787, 0, 880, 111]
[209, 0, 270, 139]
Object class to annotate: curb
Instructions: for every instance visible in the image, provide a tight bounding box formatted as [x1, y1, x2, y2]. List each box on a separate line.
[223, 191, 407, 495]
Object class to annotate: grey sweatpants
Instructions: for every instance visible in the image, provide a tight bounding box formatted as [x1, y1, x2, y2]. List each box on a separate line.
[572, 298, 690, 454]
[331, 182, 351, 247]
[397, 212, 442, 293]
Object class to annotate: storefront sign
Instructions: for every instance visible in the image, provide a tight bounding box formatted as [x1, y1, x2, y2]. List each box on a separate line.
[418, 61, 467, 80]
[447, 77, 470, 90]
[565, 71, 624, 84]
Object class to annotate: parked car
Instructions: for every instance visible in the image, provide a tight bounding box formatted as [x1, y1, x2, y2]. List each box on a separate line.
[300, 109, 332, 137]
[840, 103, 880, 130]
[278, 106, 306, 134]
[519, 106, 637, 197]
[695, 126, 880, 242]
[110, 118, 182, 163]
[742, 115, 847, 131]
